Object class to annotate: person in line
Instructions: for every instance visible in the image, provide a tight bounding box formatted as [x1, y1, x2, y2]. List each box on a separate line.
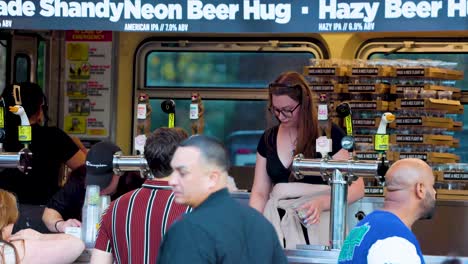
[249, 71, 364, 246]
[0, 82, 86, 232]
[90, 127, 191, 264]
[338, 158, 436, 264]
[0, 188, 85, 264]
[42, 141, 144, 233]
[157, 135, 287, 264]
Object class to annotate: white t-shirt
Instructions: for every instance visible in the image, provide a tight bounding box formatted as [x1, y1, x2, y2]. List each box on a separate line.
[367, 236, 422, 264]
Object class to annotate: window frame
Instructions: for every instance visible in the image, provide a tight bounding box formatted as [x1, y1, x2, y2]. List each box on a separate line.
[132, 38, 326, 155]
[13, 53, 31, 83]
[356, 39, 468, 102]
[0, 34, 11, 94]
[134, 39, 326, 100]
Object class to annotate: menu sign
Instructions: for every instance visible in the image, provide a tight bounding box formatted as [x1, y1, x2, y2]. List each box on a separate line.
[443, 172, 468, 181]
[0, 0, 466, 33]
[63, 31, 112, 139]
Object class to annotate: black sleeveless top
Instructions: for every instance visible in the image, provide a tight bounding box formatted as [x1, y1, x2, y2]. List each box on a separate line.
[257, 124, 345, 184]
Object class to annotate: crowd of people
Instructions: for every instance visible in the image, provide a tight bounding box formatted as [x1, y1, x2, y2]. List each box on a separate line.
[0, 78, 441, 263]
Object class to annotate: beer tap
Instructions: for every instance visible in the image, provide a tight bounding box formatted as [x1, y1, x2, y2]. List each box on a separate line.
[374, 112, 395, 184]
[113, 154, 151, 179]
[336, 102, 359, 183]
[292, 156, 378, 250]
[336, 102, 355, 160]
[0, 98, 6, 152]
[10, 85, 31, 149]
[316, 93, 332, 161]
[8, 85, 32, 174]
[161, 99, 176, 128]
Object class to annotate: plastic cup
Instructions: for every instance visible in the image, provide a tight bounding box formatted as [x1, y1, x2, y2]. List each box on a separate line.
[85, 185, 100, 206]
[296, 208, 309, 228]
[100, 195, 111, 214]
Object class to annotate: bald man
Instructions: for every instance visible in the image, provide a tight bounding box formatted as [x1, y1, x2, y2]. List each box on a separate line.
[338, 158, 436, 264]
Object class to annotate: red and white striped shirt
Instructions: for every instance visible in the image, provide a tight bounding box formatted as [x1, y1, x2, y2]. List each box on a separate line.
[94, 180, 190, 264]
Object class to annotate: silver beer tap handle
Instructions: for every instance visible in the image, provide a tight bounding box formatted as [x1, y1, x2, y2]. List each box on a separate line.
[112, 154, 151, 179]
[292, 156, 378, 181]
[0, 150, 32, 174]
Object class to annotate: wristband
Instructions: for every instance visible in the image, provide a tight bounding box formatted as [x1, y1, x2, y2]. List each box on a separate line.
[54, 220, 64, 232]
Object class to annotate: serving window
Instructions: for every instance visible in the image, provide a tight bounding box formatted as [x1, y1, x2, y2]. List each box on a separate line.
[134, 40, 325, 177]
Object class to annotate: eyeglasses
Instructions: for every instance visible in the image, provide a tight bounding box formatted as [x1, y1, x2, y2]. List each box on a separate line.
[269, 104, 300, 118]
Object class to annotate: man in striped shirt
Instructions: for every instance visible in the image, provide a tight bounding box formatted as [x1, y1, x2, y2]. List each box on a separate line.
[91, 127, 190, 264]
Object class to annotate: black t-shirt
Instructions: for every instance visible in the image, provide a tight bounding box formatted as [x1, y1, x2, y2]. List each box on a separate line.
[47, 166, 145, 221]
[257, 124, 345, 185]
[0, 125, 79, 205]
[158, 189, 287, 264]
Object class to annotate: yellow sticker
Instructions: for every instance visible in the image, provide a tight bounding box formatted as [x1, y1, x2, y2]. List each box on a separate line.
[18, 126, 32, 142]
[345, 115, 353, 136]
[0, 107, 4, 128]
[374, 134, 389, 151]
[168, 113, 175, 128]
[87, 129, 106, 136]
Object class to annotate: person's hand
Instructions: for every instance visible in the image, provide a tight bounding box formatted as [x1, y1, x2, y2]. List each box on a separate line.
[56, 219, 81, 233]
[298, 198, 325, 225]
[9, 228, 43, 241]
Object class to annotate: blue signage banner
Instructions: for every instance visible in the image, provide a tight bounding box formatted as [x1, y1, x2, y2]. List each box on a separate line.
[0, 0, 466, 33]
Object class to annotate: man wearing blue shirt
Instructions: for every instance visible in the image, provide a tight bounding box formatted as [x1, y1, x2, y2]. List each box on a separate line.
[338, 158, 436, 264]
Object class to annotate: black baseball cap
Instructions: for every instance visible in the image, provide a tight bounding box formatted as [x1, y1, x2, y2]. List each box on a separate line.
[85, 141, 121, 189]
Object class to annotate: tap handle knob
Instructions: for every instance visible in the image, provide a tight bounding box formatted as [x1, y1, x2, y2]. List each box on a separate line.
[336, 103, 351, 118]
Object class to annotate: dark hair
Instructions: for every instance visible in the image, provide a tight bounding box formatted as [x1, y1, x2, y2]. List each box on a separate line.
[179, 135, 230, 172]
[144, 127, 188, 178]
[267, 71, 318, 158]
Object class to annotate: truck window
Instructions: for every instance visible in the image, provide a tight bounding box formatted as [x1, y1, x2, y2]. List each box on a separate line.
[135, 40, 324, 171]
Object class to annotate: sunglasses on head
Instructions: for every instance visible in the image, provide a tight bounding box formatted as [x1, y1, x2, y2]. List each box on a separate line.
[268, 82, 302, 90]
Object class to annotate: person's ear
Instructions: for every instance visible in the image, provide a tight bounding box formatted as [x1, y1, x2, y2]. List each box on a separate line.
[207, 169, 220, 189]
[415, 182, 425, 200]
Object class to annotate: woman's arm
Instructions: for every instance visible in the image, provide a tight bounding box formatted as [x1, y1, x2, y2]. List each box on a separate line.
[249, 153, 273, 213]
[10, 229, 85, 264]
[332, 148, 350, 160]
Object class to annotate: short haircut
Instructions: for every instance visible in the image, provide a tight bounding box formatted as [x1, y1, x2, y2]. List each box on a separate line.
[179, 135, 230, 172]
[144, 127, 188, 178]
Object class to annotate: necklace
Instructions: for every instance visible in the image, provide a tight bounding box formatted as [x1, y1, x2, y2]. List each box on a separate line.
[288, 128, 297, 156]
